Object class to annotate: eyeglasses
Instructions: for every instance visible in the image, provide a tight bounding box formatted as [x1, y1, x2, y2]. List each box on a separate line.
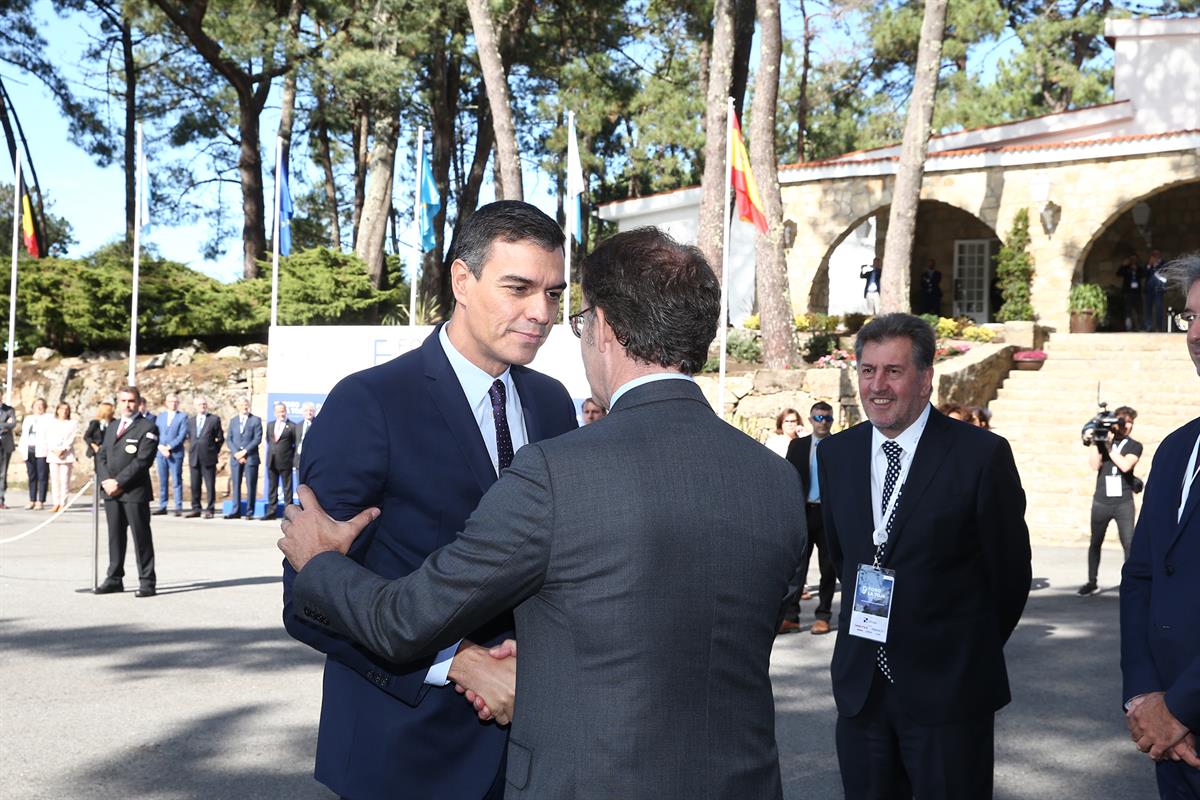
[569, 306, 593, 338]
[783, 418, 801, 425]
[811, 414, 833, 423]
[1174, 311, 1196, 332]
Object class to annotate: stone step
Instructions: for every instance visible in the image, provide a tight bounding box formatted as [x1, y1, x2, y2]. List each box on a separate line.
[1044, 333, 1187, 350]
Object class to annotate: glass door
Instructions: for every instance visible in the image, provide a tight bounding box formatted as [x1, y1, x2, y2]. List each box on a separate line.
[953, 240, 991, 323]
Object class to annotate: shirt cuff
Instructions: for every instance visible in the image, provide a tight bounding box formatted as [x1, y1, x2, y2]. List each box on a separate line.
[423, 641, 461, 686]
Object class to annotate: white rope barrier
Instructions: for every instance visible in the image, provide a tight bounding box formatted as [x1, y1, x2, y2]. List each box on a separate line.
[0, 478, 95, 545]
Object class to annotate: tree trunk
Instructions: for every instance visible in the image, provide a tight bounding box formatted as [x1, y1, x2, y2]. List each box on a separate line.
[697, 0, 737, 281]
[880, 0, 948, 313]
[796, 0, 812, 163]
[730, 0, 756, 119]
[355, 108, 400, 289]
[351, 101, 369, 248]
[466, 0, 522, 200]
[236, 91, 267, 279]
[750, 0, 798, 368]
[314, 86, 341, 248]
[275, 0, 301, 170]
[438, 95, 494, 313]
[120, 15, 136, 248]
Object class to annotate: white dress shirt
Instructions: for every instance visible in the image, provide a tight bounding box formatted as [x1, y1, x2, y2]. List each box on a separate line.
[870, 404, 932, 532]
[425, 325, 531, 686]
[609, 372, 694, 409]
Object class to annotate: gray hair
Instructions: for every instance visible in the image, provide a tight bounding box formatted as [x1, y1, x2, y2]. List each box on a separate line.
[1164, 252, 1200, 294]
[854, 313, 937, 371]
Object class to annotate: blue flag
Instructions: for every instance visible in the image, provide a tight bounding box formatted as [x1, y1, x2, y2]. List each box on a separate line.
[419, 146, 441, 253]
[278, 165, 294, 257]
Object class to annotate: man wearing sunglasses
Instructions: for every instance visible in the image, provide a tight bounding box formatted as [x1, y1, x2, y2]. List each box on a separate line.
[782, 401, 838, 635]
[280, 227, 807, 798]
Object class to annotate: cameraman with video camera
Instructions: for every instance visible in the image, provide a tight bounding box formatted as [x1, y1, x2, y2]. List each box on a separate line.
[1079, 405, 1142, 596]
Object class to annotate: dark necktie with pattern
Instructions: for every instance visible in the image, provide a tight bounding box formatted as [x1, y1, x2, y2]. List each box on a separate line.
[876, 439, 904, 684]
[489, 379, 514, 473]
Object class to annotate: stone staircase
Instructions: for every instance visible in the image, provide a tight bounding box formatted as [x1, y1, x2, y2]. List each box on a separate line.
[989, 333, 1199, 545]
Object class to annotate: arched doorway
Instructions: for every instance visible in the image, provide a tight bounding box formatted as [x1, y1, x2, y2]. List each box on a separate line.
[813, 201, 1002, 321]
[1076, 179, 1200, 331]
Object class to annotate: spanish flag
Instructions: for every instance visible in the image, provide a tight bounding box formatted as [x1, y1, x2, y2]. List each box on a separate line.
[730, 114, 768, 235]
[19, 182, 40, 258]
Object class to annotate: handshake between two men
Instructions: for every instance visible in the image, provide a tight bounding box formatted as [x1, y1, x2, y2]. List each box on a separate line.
[279, 484, 519, 726]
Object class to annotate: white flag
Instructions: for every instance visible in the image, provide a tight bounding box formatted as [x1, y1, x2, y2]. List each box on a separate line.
[566, 112, 584, 243]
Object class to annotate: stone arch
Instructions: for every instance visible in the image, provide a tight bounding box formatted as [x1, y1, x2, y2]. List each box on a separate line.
[1073, 177, 1200, 329]
[809, 199, 1002, 318]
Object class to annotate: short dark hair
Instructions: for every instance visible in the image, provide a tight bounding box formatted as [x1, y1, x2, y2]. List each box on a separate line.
[1114, 405, 1138, 423]
[118, 385, 141, 400]
[1164, 252, 1200, 295]
[811, 401, 833, 414]
[854, 313, 936, 371]
[451, 200, 565, 278]
[580, 227, 720, 374]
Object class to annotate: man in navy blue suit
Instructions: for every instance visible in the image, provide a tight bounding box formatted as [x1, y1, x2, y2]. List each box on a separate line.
[1122, 254, 1200, 797]
[282, 200, 577, 799]
[225, 397, 261, 519]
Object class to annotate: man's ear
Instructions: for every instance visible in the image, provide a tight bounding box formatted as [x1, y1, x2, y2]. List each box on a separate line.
[592, 306, 615, 353]
[450, 259, 473, 306]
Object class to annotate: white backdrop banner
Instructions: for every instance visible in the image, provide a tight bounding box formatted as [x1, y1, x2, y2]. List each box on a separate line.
[265, 324, 590, 418]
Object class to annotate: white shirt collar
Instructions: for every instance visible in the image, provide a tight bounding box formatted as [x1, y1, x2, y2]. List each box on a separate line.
[439, 323, 515, 408]
[870, 402, 932, 459]
[609, 373, 694, 410]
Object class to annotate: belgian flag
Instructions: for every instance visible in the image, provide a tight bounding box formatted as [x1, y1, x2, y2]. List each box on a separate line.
[0, 77, 44, 258]
[16, 175, 41, 258]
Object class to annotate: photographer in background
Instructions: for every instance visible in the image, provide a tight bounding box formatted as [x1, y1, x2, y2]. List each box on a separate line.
[1079, 405, 1142, 596]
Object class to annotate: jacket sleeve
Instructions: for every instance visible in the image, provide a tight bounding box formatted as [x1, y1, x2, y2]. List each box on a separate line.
[1121, 438, 1169, 704]
[282, 375, 438, 706]
[293, 444, 554, 666]
[976, 436, 1032, 643]
[0, 407, 15, 435]
[247, 417, 262, 451]
[213, 419, 225, 450]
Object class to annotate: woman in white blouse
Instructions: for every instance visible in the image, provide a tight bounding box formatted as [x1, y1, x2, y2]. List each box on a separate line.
[765, 407, 803, 458]
[45, 402, 79, 512]
[19, 397, 51, 510]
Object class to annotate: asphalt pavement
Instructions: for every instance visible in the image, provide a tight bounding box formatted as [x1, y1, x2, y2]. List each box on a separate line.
[1, 503, 1156, 799]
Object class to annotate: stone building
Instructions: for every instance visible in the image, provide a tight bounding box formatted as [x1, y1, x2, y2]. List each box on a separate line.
[598, 17, 1200, 332]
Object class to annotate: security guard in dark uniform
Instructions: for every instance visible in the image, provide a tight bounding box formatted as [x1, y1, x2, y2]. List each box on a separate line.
[95, 386, 159, 597]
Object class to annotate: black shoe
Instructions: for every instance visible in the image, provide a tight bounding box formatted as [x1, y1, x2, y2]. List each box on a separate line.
[152, 508, 168, 516]
[94, 581, 124, 595]
[256, 515, 275, 521]
[223, 512, 242, 519]
[173, 509, 183, 517]
[135, 587, 157, 598]
[1077, 582, 1099, 596]
[202, 511, 213, 519]
[184, 510, 201, 518]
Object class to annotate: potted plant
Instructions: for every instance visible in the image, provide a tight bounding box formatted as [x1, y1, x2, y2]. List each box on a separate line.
[1068, 284, 1107, 333]
[1012, 350, 1047, 371]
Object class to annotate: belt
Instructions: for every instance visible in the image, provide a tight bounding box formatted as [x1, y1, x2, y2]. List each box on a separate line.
[806, 501, 821, 508]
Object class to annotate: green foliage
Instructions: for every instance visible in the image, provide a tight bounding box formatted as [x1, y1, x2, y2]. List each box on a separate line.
[0, 184, 76, 256]
[726, 329, 763, 363]
[795, 312, 840, 333]
[1069, 283, 1108, 317]
[995, 208, 1035, 322]
[803, 333, 839, 363]
[842, 313, 870, 334]
[919, 313, 940, 329]
[935, 317, 963, 339]
[266, 248, 402, 325]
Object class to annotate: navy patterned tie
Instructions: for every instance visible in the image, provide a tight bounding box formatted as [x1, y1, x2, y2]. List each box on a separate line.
[489, 379, 514, 473]
[876, 439, 904, 684]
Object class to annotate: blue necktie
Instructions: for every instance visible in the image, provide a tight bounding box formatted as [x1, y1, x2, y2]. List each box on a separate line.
[489, 379, 514, 473]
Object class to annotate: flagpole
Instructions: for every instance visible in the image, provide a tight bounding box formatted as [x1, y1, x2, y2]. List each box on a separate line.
[271, 136, 283, 327]
[128, 123, 143, 387]
[564, 110, 574, 324]
[6, 155, 19, 404]
[410, 125, 424, 328]
[718, 98, 734, 417]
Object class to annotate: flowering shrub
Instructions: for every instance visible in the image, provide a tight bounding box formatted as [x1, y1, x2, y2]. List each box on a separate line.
[1012, 350, 1047, 361]
[742, 314, 761, 331]
[815, 348, 857, 369]
[934, 342, 971, 363]
[960, 325, 996, 343]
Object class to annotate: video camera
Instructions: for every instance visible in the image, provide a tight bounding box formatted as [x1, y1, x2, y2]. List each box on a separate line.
[1081, 401, 1121, 447]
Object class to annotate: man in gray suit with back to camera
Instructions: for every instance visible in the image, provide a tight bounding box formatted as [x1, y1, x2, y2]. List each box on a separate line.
[279, 227, 807, 799]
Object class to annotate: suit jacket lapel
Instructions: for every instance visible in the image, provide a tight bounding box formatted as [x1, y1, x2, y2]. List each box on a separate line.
[885, 410, 953, 557]
[512, 366, 546, 444]
[422, 325, 497, 494]
[1167, 420, 1200, 552]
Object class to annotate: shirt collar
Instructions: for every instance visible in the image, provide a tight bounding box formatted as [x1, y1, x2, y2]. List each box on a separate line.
[609, 372, 694, 410]
[870, 403, 932, 458]
[439, 323, 513, 407]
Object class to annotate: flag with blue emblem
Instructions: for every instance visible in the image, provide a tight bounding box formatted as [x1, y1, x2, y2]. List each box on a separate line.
[419, 146, 440, 253]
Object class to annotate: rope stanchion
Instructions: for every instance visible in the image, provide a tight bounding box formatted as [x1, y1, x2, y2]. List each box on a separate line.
[0, 478, 95, 545]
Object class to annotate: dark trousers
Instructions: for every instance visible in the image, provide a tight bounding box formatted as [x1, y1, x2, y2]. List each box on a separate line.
[1157, 758, 1200, 799]
[1123, 290, 1143, 331]
[156, 450, 184, 510]
[190, 462, 216, 512]
[0, 446, 12, 503]
[837, 671, 994, 800]
[1145, 290, 1166, 332]
[264, 460, 293, 516]
[229, 460, 258, 515]
[785, 503, 837, 622]
[26, 448, 48, 502]
[104, 498, 156, 588]
[1089, 499, 1135, 583]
